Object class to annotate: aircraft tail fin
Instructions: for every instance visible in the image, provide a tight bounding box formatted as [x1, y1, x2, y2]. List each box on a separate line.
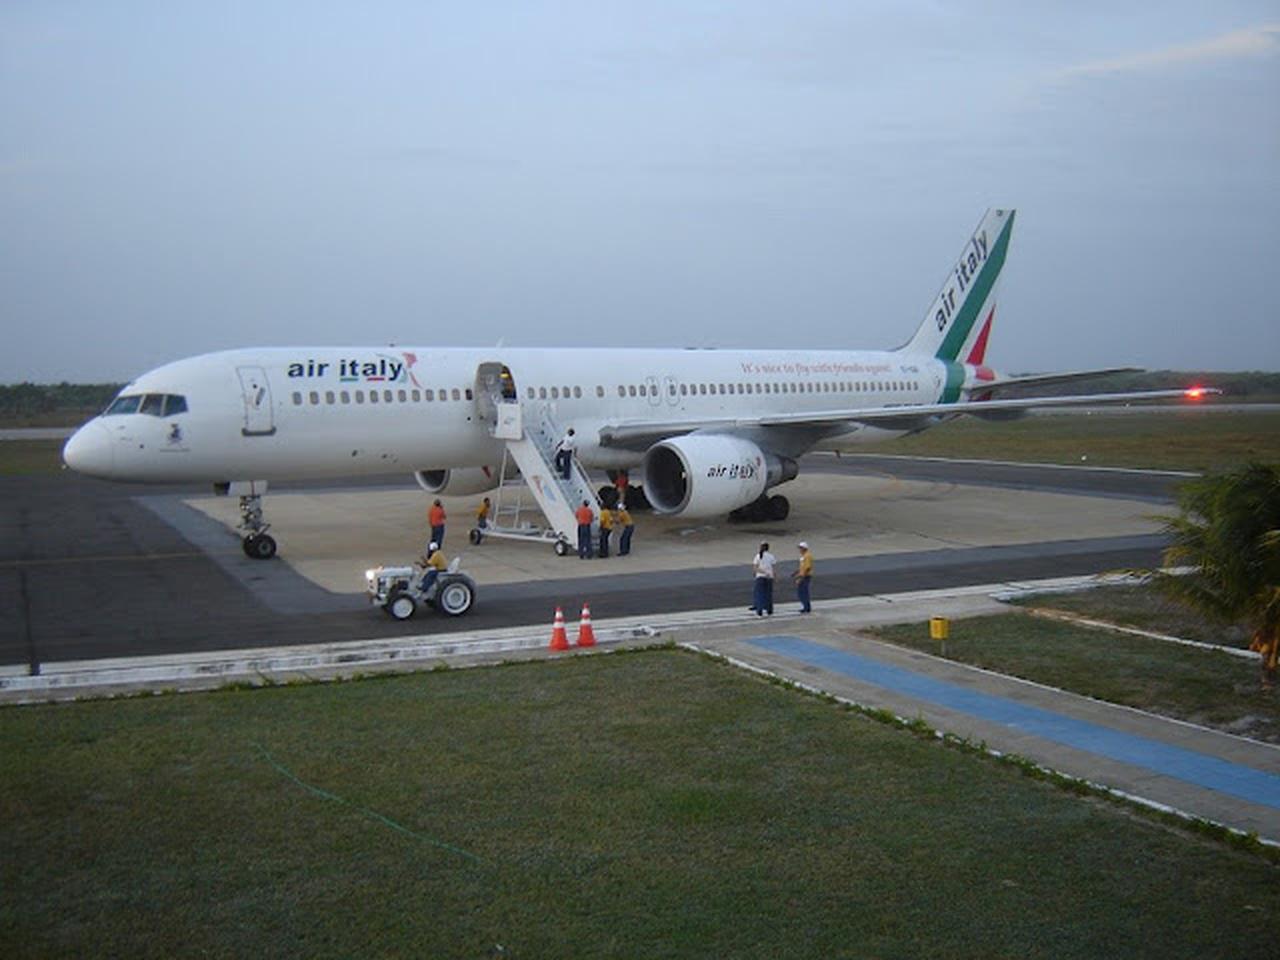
[899, 208, 1015, 363]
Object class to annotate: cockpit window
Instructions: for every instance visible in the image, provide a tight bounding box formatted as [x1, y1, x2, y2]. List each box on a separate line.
[105, 395, 142, 416]
[103, 393, 189, 417]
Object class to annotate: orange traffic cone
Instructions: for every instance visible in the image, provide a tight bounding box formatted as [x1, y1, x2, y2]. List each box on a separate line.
[576, 602, 596, 648]
[549, 606, 569, 651]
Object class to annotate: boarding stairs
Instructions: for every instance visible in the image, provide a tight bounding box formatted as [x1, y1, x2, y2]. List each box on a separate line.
[474, 365, 600, 554]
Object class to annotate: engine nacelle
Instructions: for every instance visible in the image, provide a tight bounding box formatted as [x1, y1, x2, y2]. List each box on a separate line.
[413, 466, 498, 497]
[642, 435, 796, 517]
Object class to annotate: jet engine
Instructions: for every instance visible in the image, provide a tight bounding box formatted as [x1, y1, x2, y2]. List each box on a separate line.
[414, 467, 498, 497]
[642, 435, 797, 517]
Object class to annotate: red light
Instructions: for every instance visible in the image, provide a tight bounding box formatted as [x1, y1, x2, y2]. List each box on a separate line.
[1184, 387, 1206, 400]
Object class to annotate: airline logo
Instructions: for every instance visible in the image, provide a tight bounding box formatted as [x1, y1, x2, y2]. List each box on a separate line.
[286, 354, 408, 383]
[707, 460, 759, 480]
[934, 232, 990, 333]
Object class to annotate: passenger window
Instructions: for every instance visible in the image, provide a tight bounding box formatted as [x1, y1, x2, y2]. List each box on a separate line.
[384, 390, 393, 403]
[310, 391, 320, 405]
[465, 388, 473, 400]
[341, 391, 351, 404]
[551, 387, 560, 399]
[411, 390, 420, 402]
[424, 389, 434, 401]
[616, 386, 625, 398]
[596, 386, 604, 398]
[292, 392, 303, 406]
[527, 387, 536, 399]
[326, 391, 335, 404]
[452, 388, 461, 401]
[398, 389, 407, 402]
[562, 386, 570, 398]
[369, 391, 379, 403]
[574, 386, 582, 399]
[628, 385, 637, 397]
[540, 387, 548, 399]
[356, 391, 365, 404]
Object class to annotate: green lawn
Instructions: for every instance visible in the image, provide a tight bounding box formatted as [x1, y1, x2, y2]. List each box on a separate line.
[868, 612, 1279, 743]
[1011, 583, 1253, 649]
[2, 650, 1276, 959]
[0, 439, 64, 476]
[884, 409, 1280, 471]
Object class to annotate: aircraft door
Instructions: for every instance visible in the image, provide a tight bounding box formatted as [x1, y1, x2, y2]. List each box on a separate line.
[236, 365, 276, 436]
[663, 375, 680, 407]
[645, 375, 661, 407]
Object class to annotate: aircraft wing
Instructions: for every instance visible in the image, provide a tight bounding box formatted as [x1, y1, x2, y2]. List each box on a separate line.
[974, 367, 1142, 392]
[598, 387, 1219, 448]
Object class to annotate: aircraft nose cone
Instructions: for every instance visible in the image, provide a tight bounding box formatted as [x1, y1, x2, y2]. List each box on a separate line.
[63, 421, 116, 478]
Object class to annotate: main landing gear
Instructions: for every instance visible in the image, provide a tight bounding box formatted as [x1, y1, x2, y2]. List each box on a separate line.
[729, 493, 790, 523]
[238, 491, 277, 559]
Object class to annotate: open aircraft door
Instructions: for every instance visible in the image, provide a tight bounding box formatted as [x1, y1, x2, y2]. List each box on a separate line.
[236, 365, 276, 436]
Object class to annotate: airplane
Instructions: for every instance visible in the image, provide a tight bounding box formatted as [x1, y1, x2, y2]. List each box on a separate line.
[62, 209, 1214, 559]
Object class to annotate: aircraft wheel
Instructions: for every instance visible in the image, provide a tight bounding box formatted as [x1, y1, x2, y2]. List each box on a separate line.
[386, 590, 417, 621]
[768, 495, 790, 521]
[437, 577, 475, 616]
[243, 534, 277, 560]
[469, 527, 483, 545]
[554, 539, 570, 557]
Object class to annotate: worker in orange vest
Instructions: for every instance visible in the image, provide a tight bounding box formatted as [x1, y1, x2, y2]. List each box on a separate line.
[575, 500, 594, 559]
[428, 498, 446, 548]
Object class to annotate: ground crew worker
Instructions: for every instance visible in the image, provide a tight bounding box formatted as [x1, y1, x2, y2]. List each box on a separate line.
[575, 499, 594, 559]
[598, 505, 614, 558]
[752, 542, 776, 616]
[616, 504, 634, 555]
[476, 496, 491, 530]
[555, 428, 577, 480]
[614, 470, 629, 509]
[419, 541, 447, 594]
[428, 498, 446, 548]
[794, 541, 813, 613]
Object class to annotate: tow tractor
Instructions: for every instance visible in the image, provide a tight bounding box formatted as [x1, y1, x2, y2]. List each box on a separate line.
[365, 557, 477, 621]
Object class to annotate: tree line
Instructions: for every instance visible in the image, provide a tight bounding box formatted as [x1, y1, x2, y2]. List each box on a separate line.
[0, 382, 124, 418]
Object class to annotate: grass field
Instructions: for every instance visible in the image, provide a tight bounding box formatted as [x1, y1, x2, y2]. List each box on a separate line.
[2, 649, 1277, 959]
[1011, 583, 1253, 649]
[883, 409, 1280, 471]
[0, 440, 65, 476]
[868, 611, 1280, 743]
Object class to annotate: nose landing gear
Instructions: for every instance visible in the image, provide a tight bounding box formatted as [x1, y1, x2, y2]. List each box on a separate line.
[236, 489, 277, 559]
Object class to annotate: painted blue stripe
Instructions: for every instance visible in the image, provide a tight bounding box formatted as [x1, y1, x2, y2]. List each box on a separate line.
[748, 636, 1280, 810]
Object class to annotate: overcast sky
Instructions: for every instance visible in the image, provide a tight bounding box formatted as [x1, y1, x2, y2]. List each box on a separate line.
[2, 2, 1277, 383]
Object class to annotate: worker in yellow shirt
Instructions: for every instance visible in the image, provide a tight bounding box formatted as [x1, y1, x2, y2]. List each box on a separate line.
[598, 505, 614, 558]
[794, 541, 813, 613]
[419, 541, 447, 594]
[616, 504, 635, 555]
[476, 496, 491, 530]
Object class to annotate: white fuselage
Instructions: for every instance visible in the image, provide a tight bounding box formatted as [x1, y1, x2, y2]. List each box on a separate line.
[64, 345, 947, 484]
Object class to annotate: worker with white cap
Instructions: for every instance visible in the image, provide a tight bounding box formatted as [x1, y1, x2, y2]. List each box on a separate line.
[419, 541, 447, 594]
[794, 541, 814, 613]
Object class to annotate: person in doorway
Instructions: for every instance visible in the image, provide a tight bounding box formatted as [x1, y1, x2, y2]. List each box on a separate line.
[752, 542, 776, 616]
[793, 541, 813, 613]
[428, 498, 446, 548]
[476, 496, 491, 531]
[418, 541, 447, 595]
[598, 504, 613, 558]
[616, 503, 635, 555]
[555, 428, 577, 480]
[575, 499, 595, 559]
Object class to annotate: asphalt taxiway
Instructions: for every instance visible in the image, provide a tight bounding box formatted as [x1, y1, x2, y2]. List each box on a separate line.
[0, 455, 1173, 668]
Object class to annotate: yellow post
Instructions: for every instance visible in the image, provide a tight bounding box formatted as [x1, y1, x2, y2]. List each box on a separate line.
[929, 617, 949, 656]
